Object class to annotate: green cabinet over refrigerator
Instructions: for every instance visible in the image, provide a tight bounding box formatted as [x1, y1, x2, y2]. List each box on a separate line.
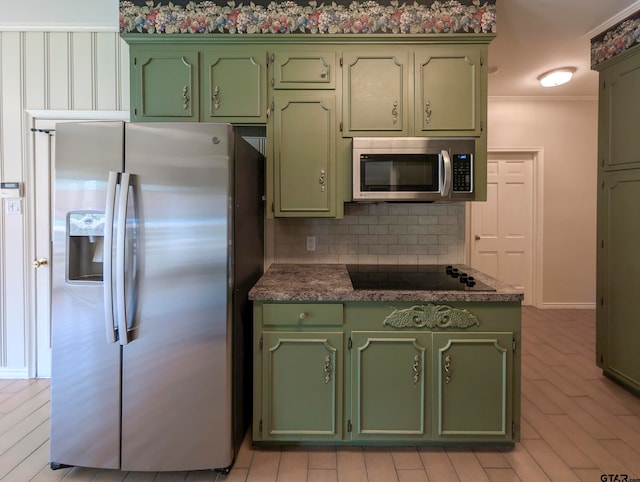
[594, 43, 640, 395]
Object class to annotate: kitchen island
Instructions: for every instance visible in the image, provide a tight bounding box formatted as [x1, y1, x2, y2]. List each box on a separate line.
[249, 264, 523, 446]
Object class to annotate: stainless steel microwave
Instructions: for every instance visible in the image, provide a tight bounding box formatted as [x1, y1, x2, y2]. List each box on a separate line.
[352, 137, 475, 202]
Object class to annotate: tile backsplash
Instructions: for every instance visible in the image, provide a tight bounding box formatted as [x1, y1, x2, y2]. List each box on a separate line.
[274, 202, 466, 265]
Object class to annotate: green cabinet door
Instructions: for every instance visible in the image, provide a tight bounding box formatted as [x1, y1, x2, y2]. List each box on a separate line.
[272, 50, 337, 89]
[262, 331, 343, 441]
[597, 170, 640, 392]
[342, 50, 409, 136]
[203, 49, 267, 123]
[598, 51, 640, 170]
[130, 49, 199, 121]
[433, 332, 513, 441]
[414, 46, 483, 135]
[350, 331, 430, 440]
[272, 92, 337, 216]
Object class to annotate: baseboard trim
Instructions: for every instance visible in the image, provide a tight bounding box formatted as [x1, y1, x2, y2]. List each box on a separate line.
[0, 368, 29, 379]
[538, 302, 596, 310]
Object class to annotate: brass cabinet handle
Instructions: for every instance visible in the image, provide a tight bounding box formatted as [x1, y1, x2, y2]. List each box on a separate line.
[182, 85, 189, 109]
[412, 354, 420, 384]
[33, 258, 49, 269]
[444, 354, 452, 384]
[319, 169, 326, 192]
[212, 85, 220, 110]
[392, 100, 399, 124]
[425, 100, 432, 124]
[324, 355, 332, 384]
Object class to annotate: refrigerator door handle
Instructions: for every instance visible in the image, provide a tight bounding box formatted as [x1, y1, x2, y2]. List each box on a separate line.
[103, 171, 118, 344]
[115, 172, 131, 345]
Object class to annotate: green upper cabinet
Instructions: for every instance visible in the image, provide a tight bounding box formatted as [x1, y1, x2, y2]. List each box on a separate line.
[432, 332, 513, 441]
[414, 45, 484, 135]
[342, 49, 410, 136]
[271, 91, 338, 217]
[203, 49, 267, 123]
[597, 48, 640, 171]
[272, 50, 337, 89]
[130, 48, 199, 121]
[350, 331, 430, 441]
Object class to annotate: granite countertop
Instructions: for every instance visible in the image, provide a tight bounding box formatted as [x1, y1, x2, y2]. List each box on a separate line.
[248, 264, 524, 302]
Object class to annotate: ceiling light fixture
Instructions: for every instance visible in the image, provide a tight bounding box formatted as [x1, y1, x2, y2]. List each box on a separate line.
[537, 67, 576, 87]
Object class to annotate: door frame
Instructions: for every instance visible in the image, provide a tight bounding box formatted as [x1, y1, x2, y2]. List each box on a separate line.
[465, 147, 544, 308]
[25, 109, 129, 378]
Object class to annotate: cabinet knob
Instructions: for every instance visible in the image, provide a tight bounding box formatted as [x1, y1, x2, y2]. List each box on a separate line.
[299, 312, 307, 320]
[320, 69, 327, 78]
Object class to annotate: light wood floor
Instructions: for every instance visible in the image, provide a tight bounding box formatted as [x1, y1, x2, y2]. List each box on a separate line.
[2, 307, 640, 481]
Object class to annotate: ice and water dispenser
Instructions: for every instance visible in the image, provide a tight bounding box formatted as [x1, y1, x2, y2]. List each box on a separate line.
[67, 211, 105, 282]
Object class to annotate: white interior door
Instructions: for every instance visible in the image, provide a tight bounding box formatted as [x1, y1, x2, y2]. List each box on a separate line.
[32, 121, 54, 378]
[28, 111, 128, 378]
[470, 152, 535, 305]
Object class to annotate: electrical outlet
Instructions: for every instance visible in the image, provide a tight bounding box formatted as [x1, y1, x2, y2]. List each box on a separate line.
[306, 236, 316, 251]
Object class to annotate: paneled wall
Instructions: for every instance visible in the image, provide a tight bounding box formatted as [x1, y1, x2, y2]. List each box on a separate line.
[0, 31, 128, 377]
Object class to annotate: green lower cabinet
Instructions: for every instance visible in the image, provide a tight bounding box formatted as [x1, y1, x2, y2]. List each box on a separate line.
[350, 332, 430, 440]
[253, 301, 520, 445]
[261, 331, 343, 441]
[433, 332, 513, 441]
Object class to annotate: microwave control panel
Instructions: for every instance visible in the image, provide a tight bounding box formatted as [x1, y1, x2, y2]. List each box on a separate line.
[452, 154, 473, 193]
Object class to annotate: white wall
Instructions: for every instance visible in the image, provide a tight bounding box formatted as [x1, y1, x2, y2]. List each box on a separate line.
[487, 98, 598, 307]
[0, 0, 117, 31]
[0, 30, 128, 377]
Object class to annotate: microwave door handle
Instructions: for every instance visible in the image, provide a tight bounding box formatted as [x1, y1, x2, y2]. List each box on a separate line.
[441, 150, 452, 197]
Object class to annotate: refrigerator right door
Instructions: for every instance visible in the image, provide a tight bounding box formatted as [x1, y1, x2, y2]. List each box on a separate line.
[119, 123, 233, 471]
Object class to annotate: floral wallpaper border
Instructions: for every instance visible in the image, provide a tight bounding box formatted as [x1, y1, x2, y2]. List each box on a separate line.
[119, 0, 496, 35]
[591, 9, 640, 67]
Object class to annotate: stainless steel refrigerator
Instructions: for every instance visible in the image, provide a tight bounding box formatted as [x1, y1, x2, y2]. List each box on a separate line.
[50, 122, 264, 472]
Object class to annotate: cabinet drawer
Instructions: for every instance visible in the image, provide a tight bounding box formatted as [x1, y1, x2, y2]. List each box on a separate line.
[272, 51, 337, 89]
[263, 303, 343, 326]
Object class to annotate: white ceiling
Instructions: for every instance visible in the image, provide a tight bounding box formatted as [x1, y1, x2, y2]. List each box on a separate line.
[488, 0, 640, 97]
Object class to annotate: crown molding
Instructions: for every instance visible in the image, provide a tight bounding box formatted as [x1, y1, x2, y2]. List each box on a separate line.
[584, 1, 640, 39]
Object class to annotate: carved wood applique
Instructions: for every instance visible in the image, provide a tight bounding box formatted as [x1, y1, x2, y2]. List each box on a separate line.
[382, 304, 480, 329]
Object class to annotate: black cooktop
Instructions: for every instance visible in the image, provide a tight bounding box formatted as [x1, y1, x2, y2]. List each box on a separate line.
[346, 264, 496, 292]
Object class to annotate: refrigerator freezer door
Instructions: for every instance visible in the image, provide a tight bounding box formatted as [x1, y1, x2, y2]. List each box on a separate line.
[50, 122, 124, 469]
[120, 123, 234, 471]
